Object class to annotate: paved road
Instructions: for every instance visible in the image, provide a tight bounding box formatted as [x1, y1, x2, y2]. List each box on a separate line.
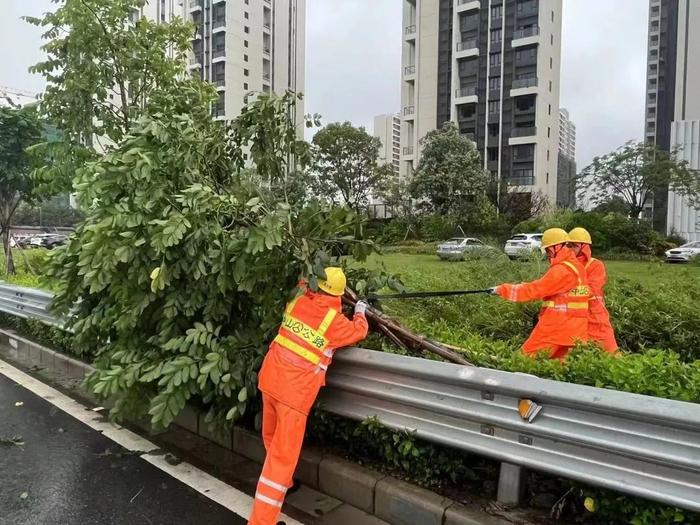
[0, 373, 246, 525]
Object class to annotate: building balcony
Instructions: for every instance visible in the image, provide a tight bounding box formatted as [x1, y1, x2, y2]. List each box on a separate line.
[512, 26, 540, 47]
[402, 146, 415, 158]
[213, 79, 226, 90]
[456, 0, 480, 13]
[454, 86, 478, 105]
[187, 57, 202, 69]
[263, 73, 271, 84]
[403, 105, 415, 119]
[263, 22, 271, 32]
[189, 0, 202, 12]
[212, 48, 226, 62]
[213, 19, 226, 32]
[508, 126, 537, 145]
[404, 25, 416, 40]
[213, 0, 225, 4]
[455, 39, 479, 59]
[404, 65, 416, 80]
[510, 77, 538, 96]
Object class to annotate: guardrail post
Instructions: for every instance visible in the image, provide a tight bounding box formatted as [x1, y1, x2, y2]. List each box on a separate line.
[497, 463, 525, 505]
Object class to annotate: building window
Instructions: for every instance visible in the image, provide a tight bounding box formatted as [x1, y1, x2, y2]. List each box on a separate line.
[551, 10, 554, 21]
[489, 77, 501, 91]
[490, 53, 501, 67]
[244, 82, 249, 90]
[244, 40, 249, 48]
[245, 0, 249, 3]
[488, 100, 500, 114]
[244, 26, 249, 34]
[550, 57, 553, 69]
[244, 54, 249, 62]
[491, 5, 502, 19]
[491, 29, 502, 43]
[547, 127, 551, 138]
[488, 123, 499, 136]
[551, 34, 554, 45]
[548, 104, 551, 115]
[245, 12, 249, 19]
[549, 80, 552, 92]
[547, 149, 550, 161]
[244, 68, 249, 76]
[488, 148, 499, 162]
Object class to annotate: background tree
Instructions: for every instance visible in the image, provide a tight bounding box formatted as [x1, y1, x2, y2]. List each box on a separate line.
[310, 122, 388, 211]
[0, 106, 42, 274]
[592, 196, 630, 216]
[409, 122, 488, 216]
[580, 141, 699, 219]
[25, 0, 199, 195]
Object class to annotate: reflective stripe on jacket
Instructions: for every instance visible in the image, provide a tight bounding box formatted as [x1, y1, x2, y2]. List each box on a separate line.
[259, 289, 369, 415]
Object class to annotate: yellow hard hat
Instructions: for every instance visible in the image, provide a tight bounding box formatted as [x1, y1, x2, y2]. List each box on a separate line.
[318, 267, 346, 296]
[568, 227, 592, 245]
[541, 228, 570, 249]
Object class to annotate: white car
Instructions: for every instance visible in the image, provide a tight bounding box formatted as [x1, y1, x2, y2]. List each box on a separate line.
[665, 241, 700, 263]
[437, 237, 491, 261]
[504, 233, 543, 259]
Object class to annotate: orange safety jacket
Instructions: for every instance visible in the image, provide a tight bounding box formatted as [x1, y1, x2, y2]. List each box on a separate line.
[578, 245, 618, 353]
[258, 287, 368, 415]
[497, 247, 590, 354]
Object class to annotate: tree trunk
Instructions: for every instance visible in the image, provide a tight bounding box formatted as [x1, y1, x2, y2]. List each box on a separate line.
[3, 226, 15, 275]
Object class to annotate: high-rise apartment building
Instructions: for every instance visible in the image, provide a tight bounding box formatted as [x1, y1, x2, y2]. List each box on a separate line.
[558, 108, 575, 159]
[644, 0, 679, 229]
[666, 1, 700, 240]
[186, 0, 306, 124]
[644, 0, 700, 237]
[556, 108, 576, 208]
[400, 0, 562, 206]
[373, 114, 402, 171]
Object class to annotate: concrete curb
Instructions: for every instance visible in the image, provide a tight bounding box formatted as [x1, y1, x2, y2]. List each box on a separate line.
[0, 329, 515, 525]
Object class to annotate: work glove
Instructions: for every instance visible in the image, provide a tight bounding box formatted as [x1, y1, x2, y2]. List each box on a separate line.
[354, 301, 368, 315]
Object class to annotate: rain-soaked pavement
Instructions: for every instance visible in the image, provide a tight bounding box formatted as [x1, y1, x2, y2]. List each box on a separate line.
[0, 373, 246, 525]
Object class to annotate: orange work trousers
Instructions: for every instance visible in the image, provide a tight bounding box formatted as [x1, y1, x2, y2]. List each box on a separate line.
[523, 341, 572, 361]
[247, 394, 307, 525]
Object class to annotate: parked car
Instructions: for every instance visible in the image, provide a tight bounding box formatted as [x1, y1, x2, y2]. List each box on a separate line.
[437, 237, 492, 260]
[29, 234, 67, 249]
[665, 241, 700, 263]
[504, 233, 543, 259]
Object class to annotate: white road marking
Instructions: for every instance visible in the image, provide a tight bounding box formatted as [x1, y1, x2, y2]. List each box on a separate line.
[0, 358, 304, 525]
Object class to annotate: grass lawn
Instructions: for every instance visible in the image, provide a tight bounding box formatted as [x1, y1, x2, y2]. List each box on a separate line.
[364, 252, 700, 289]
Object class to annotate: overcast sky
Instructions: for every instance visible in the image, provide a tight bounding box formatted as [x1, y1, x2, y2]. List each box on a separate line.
[1, 0, 648, 168]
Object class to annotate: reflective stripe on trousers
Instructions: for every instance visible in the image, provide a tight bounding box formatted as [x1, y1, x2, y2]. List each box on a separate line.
[248, 394, 308, 525]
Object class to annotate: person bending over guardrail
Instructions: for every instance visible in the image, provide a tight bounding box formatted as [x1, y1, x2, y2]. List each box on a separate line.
[488, 228, 591, 360]
[248, 267, 369, 525]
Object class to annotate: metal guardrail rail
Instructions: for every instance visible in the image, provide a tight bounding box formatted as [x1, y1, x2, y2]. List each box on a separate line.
[1, 283, 699, 511]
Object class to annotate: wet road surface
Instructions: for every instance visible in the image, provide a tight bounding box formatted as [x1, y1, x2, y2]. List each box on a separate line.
[0, 373, 246, 525]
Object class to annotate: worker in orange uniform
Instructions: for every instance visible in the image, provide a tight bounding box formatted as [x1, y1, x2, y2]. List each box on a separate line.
[248, 267, 369, 525]
[490, 228, 590, 360]
[568, 227, 618, 353]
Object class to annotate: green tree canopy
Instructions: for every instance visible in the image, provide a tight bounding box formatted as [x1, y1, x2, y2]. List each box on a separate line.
[409, 122, 488, 216]
[311, 122, 388, 211]
[0, 106, 43, 273]
[580, 141, 699, 219]
[25, 0, 202, 196]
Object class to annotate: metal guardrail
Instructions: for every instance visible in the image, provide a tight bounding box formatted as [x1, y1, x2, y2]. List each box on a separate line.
[0, 283, 64, 327]
[322, 349, 700, 512]
[0, 283, 699, 511]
